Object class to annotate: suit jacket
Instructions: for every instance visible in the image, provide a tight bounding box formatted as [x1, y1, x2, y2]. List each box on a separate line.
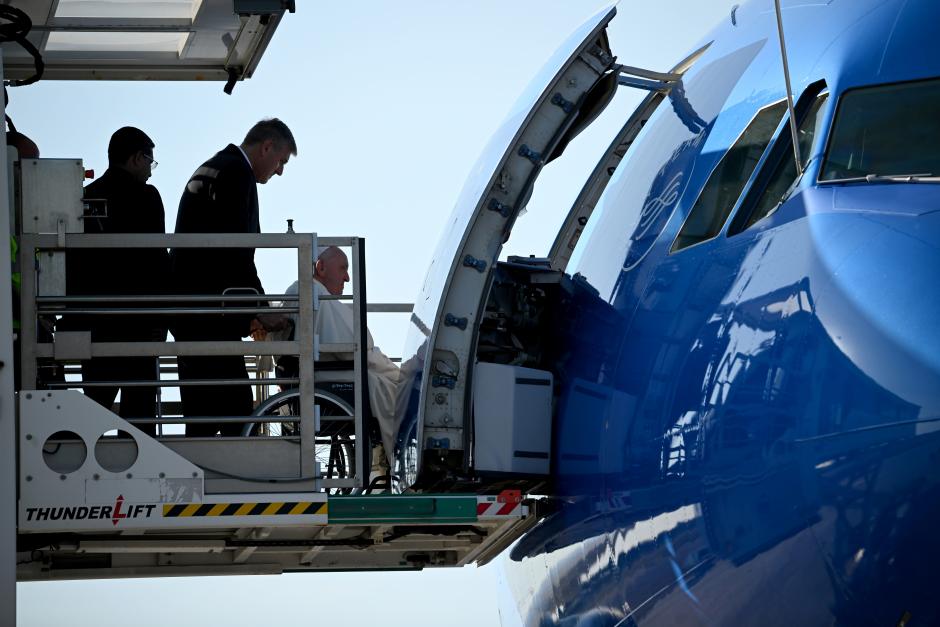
[170, 144, 263, 337]
[64, 167, 169, 339]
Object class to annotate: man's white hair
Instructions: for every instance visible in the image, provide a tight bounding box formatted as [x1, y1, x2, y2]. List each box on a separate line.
[315, 245, 345, 263]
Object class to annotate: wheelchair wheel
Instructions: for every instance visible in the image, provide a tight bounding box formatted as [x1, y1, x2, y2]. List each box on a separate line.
[247, 388, 357, 494]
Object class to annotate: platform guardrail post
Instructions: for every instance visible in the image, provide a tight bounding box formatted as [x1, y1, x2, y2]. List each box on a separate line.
[352, 237, 367, 488]
[297, 234, 317, 479]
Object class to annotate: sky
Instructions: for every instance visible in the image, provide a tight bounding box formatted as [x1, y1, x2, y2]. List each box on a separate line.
[11, 1, 736, 625]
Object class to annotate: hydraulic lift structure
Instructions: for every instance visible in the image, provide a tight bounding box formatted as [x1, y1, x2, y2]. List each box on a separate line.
[1, 3, 539, 625]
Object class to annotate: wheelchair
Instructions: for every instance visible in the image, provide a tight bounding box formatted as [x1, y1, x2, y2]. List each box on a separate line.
[243, 355, 391, 494]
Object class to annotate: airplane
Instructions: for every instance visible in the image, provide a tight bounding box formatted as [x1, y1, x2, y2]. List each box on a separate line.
[389, 0, 940, 623]
[3, 0, 939, 624]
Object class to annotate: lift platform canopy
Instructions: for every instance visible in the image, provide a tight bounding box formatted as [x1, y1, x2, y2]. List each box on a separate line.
[3, 0, 292, 82]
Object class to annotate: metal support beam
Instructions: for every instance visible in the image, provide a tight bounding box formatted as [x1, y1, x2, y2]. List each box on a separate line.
[78, 541, 227, 554]
[774, 0, 803, 173]
[233, 527, 272, 564]
[0, 49, 17, 627]
[617, 64, 683, 83]
[616, 75, 674, 92]
[616, 64, 684, 92]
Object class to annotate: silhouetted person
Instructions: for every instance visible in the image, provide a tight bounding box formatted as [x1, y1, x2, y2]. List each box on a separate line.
[170, 118, 295, 436]
[65, 127, 169, 435]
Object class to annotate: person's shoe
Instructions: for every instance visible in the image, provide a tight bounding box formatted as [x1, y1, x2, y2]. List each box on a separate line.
[368, 443, 391, 490]
[370, 442, 390, 474]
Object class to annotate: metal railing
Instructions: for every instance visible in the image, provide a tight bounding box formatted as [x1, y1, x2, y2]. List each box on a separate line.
[18, 232, 372, 489]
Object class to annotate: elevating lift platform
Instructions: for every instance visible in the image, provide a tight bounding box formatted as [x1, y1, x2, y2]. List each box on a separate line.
[17, 390, 532, 579]
[3, 0, 633, 588]
[11, 162, 538, 579]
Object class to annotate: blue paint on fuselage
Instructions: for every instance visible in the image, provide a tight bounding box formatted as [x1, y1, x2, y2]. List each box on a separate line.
[500, 0, 940, 624]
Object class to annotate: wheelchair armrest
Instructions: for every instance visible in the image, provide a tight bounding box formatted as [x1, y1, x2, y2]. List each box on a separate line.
[314, 360, 355, 371]
[275, 359, 356, 383]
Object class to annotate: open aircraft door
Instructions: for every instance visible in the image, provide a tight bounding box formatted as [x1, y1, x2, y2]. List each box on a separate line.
[396, 5, 624, 487]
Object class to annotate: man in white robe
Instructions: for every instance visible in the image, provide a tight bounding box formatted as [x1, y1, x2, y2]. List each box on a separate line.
[281, 246, 399, 472]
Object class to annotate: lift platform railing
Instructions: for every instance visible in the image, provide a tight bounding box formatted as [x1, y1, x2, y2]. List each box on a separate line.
[17, 232, 370, 490]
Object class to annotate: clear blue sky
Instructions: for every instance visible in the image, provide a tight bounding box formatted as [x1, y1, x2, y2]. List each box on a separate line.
[13, 2, 735, 625]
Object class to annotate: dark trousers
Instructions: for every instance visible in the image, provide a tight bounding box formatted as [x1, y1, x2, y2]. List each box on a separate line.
[174, 321, 252, 436]
[82, 356, 159, 436]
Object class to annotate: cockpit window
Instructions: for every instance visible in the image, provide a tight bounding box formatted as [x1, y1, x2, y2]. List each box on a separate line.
[730, 90, 829, 234]
[820, 78, 940, 181]
[671, 100, 787, 252]
[568, 40, 767, 302]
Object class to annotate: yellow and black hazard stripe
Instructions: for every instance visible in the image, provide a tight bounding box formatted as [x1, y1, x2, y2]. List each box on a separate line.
[162, 502, 327, 518]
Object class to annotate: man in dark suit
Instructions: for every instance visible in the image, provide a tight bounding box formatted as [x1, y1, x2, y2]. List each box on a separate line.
[170, 118, 296, 436]
[67, 127, 169, 434]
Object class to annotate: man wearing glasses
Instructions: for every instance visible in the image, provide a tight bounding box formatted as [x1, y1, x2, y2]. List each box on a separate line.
[64, 126, 169, 435]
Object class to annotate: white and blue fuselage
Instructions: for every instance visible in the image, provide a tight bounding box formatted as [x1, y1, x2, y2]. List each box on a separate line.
[398, 0, 940, 623]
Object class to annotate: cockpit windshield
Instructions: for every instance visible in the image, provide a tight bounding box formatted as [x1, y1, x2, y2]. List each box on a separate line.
[569, 40, 766, 301]
[820, 78, 940, 181]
